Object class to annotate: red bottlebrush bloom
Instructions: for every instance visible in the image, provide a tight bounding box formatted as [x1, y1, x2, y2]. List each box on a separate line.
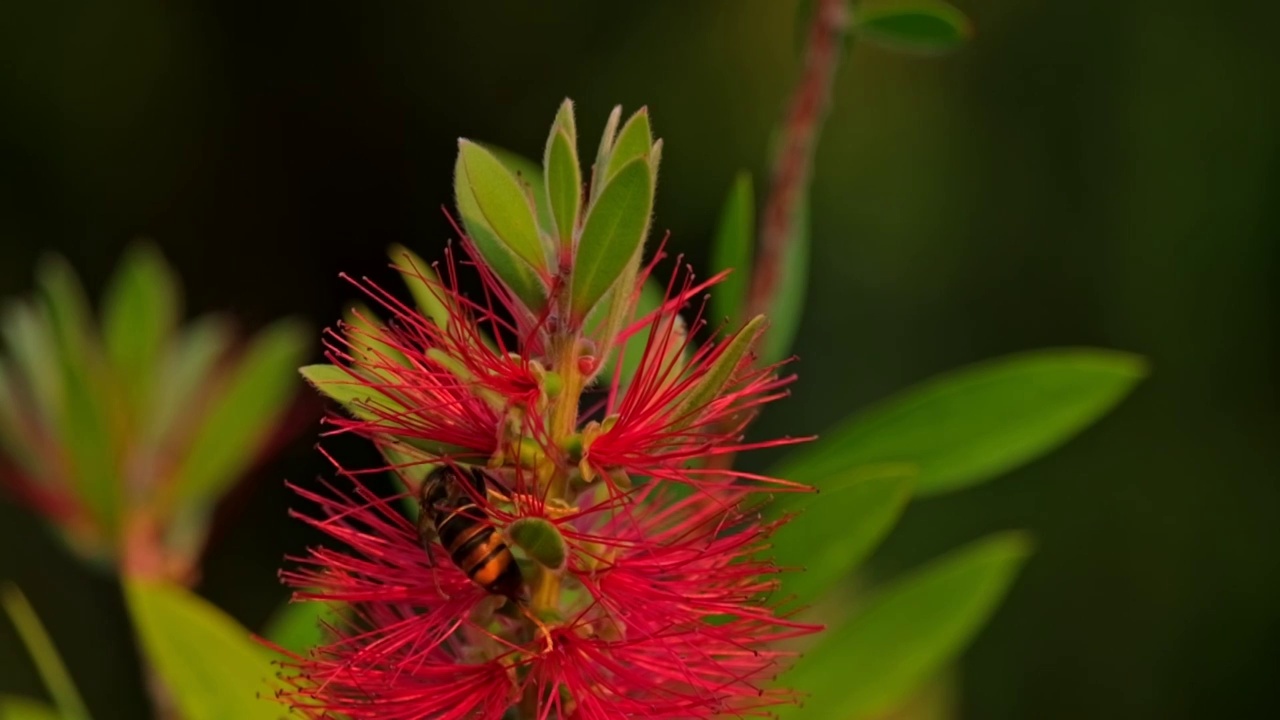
[283, 103, 821, 719]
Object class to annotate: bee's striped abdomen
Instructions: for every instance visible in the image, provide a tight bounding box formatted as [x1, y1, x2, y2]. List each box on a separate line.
[419, 466, 523, 600]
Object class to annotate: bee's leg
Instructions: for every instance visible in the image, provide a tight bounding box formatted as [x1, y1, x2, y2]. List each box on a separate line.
[417, 513, 450, 600]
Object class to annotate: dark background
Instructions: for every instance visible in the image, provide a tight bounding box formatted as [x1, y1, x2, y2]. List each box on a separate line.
[2, 1, 1278, 718]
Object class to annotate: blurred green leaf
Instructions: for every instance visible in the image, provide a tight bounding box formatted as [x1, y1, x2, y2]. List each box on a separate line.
[261, 597, 335, 656]
[124, 580, 278, 720]
[1, 585, 91, 720]
[868, 671, 958, 720]
[780, 533, 1032, 719]
[173, 319, 308, 502]
[101, 242, 180, 418]
[542, 117, 583, 249]
[770, 464, 915, 607]
[570, 158, 654, 320]
[776, 349, 1147, 496]
[2, 302, 61, 431]
[854, 1, 973, 55]
[454, 144, 547, 310]
[0, 696, 61, 720]
[457, 140, 549, 273]
[761, 198, 809, 364]
[599, 279, 693, 389]
[675, 315, 765, 429]
[709, 172, 755, 329]
[604, 108, 651, 181]
[0, 359, 40, 476]
[145, 317, 233, 445]
[37, 258, 118, 534]
[388, 244, 451, 330]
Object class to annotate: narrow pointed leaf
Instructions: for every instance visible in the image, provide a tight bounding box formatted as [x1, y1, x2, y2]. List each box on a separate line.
[778, 533, 1032, 719]
[455, 148, 547, 309]
[125, 581, 279, 720]
[1, 302, 61, 431]
[770, 464, 915, 606]
[145, 316, 233, 445]
[300, 363, 406, 420]
[675, 315, 765, 428]
[591, 105, 624, 195]
[101, 242, 180, 416]
[457, 141, 548, 272]
[389, 244, 451, 330]
[0, 359, 40, 475]
[605, 108, 651, 180]
[1, 585, 91, 720]
[173, 319, 308, 502]
[854, 1, 974, 55]
[342, 302, 409, 368]
[37, 258, 117, 533]
[0, 696, 61, 719]
[546, 130, 582, 250]
[570, 158, 653, 320]
[761, 196, 809, 364]
[776, 349, 1147, 496]
[709, 172, 755, 328]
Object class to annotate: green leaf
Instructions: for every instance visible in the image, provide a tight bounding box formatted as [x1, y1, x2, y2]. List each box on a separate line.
[37, 258, 118, 534]
[0, 696, 62, 720]
[457, 140, 549, 273]
[590, 105, 623, 201]
[709, 172, 755, 328]
[601, 279, 693, 389]
[455, 145, 547, 310]
[101, 242, 180, 417]
[570, 158, 654, 320]
[300, 363, 405, 421]
[261, 597, 336, 655]
[124, 580, 279, 720]
[342, 302, 409, 368]
[674, 315, 765, 429]
[389, 244, 452, 330]
[1, 302, 61, 432]
[770, 464, 915, 607]
[0, 359, 40, 477]
[546, 130, 582, 252]
[760, 196, 809, 364]
[854, 1, 974, 55]
[508, 517, 566, 570]
[605, 108, 651, 181]
[778, 533, 1032, 719]
[145, 316, 233, 446]
[776, 349, 1147, 496]
[173, 319, 308, 502]
[482, 144, 554, 239]
[1, 585, 91, 720]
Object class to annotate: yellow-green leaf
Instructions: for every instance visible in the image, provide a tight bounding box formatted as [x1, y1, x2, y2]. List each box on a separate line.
[1, 585, 91, 720]
[101, 242, 180, 417]
[457, 140, 549, 273]
[570, 158, 653, 320]
[124, 580, 279, 720]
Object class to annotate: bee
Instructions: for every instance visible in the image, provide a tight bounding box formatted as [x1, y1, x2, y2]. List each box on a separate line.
[417, 464, 523, 599]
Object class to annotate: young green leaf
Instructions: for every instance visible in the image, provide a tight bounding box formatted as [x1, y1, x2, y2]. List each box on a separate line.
[0, 696, 61, 719]
[590, 105, 623, 201]
[1, 585, 91, 720]
[775, 349, 1147, 496]
[388, 244, 452, 330]
[101, 242, 180, 416]
[482, 144, 554, 239]
[1, 302, 61, 432]
[709, 172, 755, 328]
[144, 316, 233, 446]
[37, 258, 118, 534]
[570, 158, 654, 320]
[342, 302, 409, 368]
[854, 1, 974, 55]
[674, 315, 766, 429]
[457, 140, 549, 272]
[173, 319, 308, 502]
[604, 108, 651, 181]
[769, 464, 915, 607]
[455, 145, 548, 309]
[777, 532, 1032, 719]
[300, 363, 406, 420]
[124, 580, 279, 720]
[760, 196, 809, 365]
[0, 359, 40, 477]
[261, 597, 337, 655]
[546, 130, 582, 252]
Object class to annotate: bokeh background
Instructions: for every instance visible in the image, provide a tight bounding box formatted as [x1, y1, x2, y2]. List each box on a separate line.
[2, 1, 1277, 718]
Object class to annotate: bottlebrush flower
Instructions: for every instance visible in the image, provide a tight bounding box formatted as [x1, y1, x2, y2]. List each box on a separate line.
[283, 100, 820, 719]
